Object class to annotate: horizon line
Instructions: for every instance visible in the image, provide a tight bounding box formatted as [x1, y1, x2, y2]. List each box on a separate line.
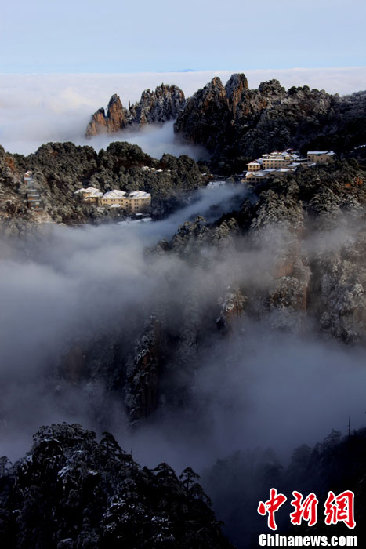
[1, 66, 366, 77]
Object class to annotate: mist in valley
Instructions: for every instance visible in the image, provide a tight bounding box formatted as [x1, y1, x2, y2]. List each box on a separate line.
[1, 183, 366, 475]
[0, 185, 249, 460]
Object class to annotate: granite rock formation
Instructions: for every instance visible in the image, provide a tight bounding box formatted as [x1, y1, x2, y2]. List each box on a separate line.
[85, 84, 186, 136]
[85, 94, 128, 136]
[174, 73, 366, 171]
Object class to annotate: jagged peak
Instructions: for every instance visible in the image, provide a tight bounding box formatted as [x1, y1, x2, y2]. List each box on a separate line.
[107, 93, 123, 113]
[258, 79, 285, 95]
[225, 73, 249, 96]
[108, 92, 120, 103]
[86, 83, 186, 136]
[139, 83, 185, 100]
[90, 106, 105, 118]
[209, 76, 225, 88]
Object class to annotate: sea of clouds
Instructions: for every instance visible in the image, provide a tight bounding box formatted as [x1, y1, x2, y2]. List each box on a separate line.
[1, 188, 366, 474]
[0, 67, 366, 156]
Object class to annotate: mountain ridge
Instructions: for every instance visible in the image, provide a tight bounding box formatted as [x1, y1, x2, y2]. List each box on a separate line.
[84, 73, 366, 172]
[85, 84, 185, 136]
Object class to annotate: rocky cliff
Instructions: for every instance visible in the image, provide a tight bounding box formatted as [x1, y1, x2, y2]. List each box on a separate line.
[85, 84, 186, 136]
[161, 159, 366, 341]
[85, 75, 366, 170]
[174, 73, 366, 171]
[85, 94, 128, 136]
[121, 158, 366, 419]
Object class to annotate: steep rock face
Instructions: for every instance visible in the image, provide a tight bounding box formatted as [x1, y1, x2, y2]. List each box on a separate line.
[306, 90, 366, 153]
[155, 160, 366, 344]
[175, 73, 358, 169]
[174, 77, 231, 152]
[245, 164, 366, 340]
[85, 84, 185, 136]
[124, 316, 163, 423]
[225, 73, 249, 116]
[174, 74, 289, 161]
[85, 94, 128, 136]
[246, 188, 311, 332]
[128, 84, 185, 125]
[0, 424, 233, 548]
[309, 231, 366, 342]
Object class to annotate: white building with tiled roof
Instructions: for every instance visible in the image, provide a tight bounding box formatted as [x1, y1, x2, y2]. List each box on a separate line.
[101, 190, 126, 206]
[127, 190, 151, 213]
[74, 186, 151, 213]
[247, 161, 261, 172]
[74, 186, 103, 203]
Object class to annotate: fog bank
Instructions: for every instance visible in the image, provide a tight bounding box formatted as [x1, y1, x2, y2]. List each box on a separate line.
[1, 186, 366, 476]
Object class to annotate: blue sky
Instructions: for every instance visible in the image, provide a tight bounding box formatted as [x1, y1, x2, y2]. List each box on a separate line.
[1, 0, 365, 73]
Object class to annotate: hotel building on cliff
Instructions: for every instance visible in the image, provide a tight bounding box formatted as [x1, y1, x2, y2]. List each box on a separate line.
[74, 187, 151, 213]
[243, 149, 335, 183]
